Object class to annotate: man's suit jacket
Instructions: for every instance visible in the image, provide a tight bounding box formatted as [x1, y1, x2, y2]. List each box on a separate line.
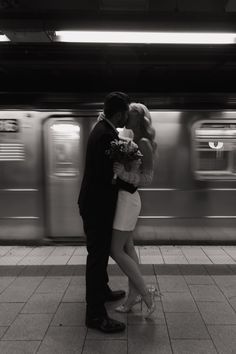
[78, 119, 136, 227]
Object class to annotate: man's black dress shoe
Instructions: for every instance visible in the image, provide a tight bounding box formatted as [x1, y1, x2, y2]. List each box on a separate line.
[86, 316, 126, 333]
[105, 290, 126, 302]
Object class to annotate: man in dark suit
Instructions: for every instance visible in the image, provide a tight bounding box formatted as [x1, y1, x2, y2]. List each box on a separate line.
[78, 92, 136, 333]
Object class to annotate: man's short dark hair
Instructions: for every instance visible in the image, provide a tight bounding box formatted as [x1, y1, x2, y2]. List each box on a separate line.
[104, 92, 130, 119]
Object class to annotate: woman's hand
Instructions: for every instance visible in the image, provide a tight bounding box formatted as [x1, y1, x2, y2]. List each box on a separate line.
[113, 162, 125, 176]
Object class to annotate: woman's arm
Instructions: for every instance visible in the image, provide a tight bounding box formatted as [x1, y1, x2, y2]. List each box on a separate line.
[114, 138, 154, 187]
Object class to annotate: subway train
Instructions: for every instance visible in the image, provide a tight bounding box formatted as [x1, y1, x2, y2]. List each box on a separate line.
[0, 106, 236, 244]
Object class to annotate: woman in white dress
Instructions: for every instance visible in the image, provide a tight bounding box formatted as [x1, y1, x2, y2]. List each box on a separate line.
[110, 103, 158, 317]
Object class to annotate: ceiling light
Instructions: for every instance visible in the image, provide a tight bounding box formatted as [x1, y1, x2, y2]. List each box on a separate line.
[0, 35, 10, 42]
[55, 31, 236, 44]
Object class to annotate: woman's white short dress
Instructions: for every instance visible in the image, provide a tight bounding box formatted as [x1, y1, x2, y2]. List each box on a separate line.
[113, 130, 141, 231]
[113, 190, 141, 231]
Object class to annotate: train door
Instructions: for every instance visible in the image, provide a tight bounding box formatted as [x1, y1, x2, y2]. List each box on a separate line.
[44, 117, 85, 239]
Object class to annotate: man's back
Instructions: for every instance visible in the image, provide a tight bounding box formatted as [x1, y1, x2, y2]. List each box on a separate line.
[78, 120, 118, 222]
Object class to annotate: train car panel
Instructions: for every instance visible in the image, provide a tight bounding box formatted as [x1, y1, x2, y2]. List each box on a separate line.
[0, 111, 45, 240]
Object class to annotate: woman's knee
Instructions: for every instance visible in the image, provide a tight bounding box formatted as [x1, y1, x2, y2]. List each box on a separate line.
[124, 242, 132, 252]
[124, 240, 135, 254]
[110, 244, 123, 262]
[110, 246, 116, 260]
[111, 229, 129, 259]
[110, 241, 118, 261]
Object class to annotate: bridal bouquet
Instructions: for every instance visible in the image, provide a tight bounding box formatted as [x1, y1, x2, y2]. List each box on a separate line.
[106, 139, 143, 183]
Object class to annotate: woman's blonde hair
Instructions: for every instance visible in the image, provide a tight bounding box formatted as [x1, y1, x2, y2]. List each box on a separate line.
[129, 103, 157, 153]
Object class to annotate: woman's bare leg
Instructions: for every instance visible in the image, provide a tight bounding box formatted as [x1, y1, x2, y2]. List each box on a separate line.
[124, 232, 139, 264]
[111, 229, 148, 301]
[124, 234, 140, 302]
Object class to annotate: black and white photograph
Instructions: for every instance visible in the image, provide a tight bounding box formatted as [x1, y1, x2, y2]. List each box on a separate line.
[0, 1, 236, 353]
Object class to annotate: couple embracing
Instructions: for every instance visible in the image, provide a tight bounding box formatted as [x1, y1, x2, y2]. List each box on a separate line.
[78, 92, 158, 334]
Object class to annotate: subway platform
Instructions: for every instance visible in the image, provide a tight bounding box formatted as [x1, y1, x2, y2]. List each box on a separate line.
[0, 246, 236, 353]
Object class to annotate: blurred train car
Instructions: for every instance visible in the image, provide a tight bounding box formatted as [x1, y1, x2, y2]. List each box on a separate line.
[0, 107, 236, 244]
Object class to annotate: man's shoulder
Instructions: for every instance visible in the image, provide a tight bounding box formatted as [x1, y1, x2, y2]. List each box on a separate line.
[91, 120, 108, 134]
[90, 120, 116, 140]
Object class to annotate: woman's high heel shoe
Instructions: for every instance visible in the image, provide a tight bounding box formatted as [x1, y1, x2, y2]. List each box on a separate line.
[142, 285, 161, 319]
[115, 295, 141, 313]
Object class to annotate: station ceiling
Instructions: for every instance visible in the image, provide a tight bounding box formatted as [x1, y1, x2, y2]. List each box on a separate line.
[0, 0, 236, 107]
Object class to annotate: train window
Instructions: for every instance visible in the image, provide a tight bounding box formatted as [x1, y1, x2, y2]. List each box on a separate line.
[192, 121, 236, 180]
[50, 122, 80, 177]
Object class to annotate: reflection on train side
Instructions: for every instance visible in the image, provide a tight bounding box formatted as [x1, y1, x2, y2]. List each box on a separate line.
[192, 120, 236, 180]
